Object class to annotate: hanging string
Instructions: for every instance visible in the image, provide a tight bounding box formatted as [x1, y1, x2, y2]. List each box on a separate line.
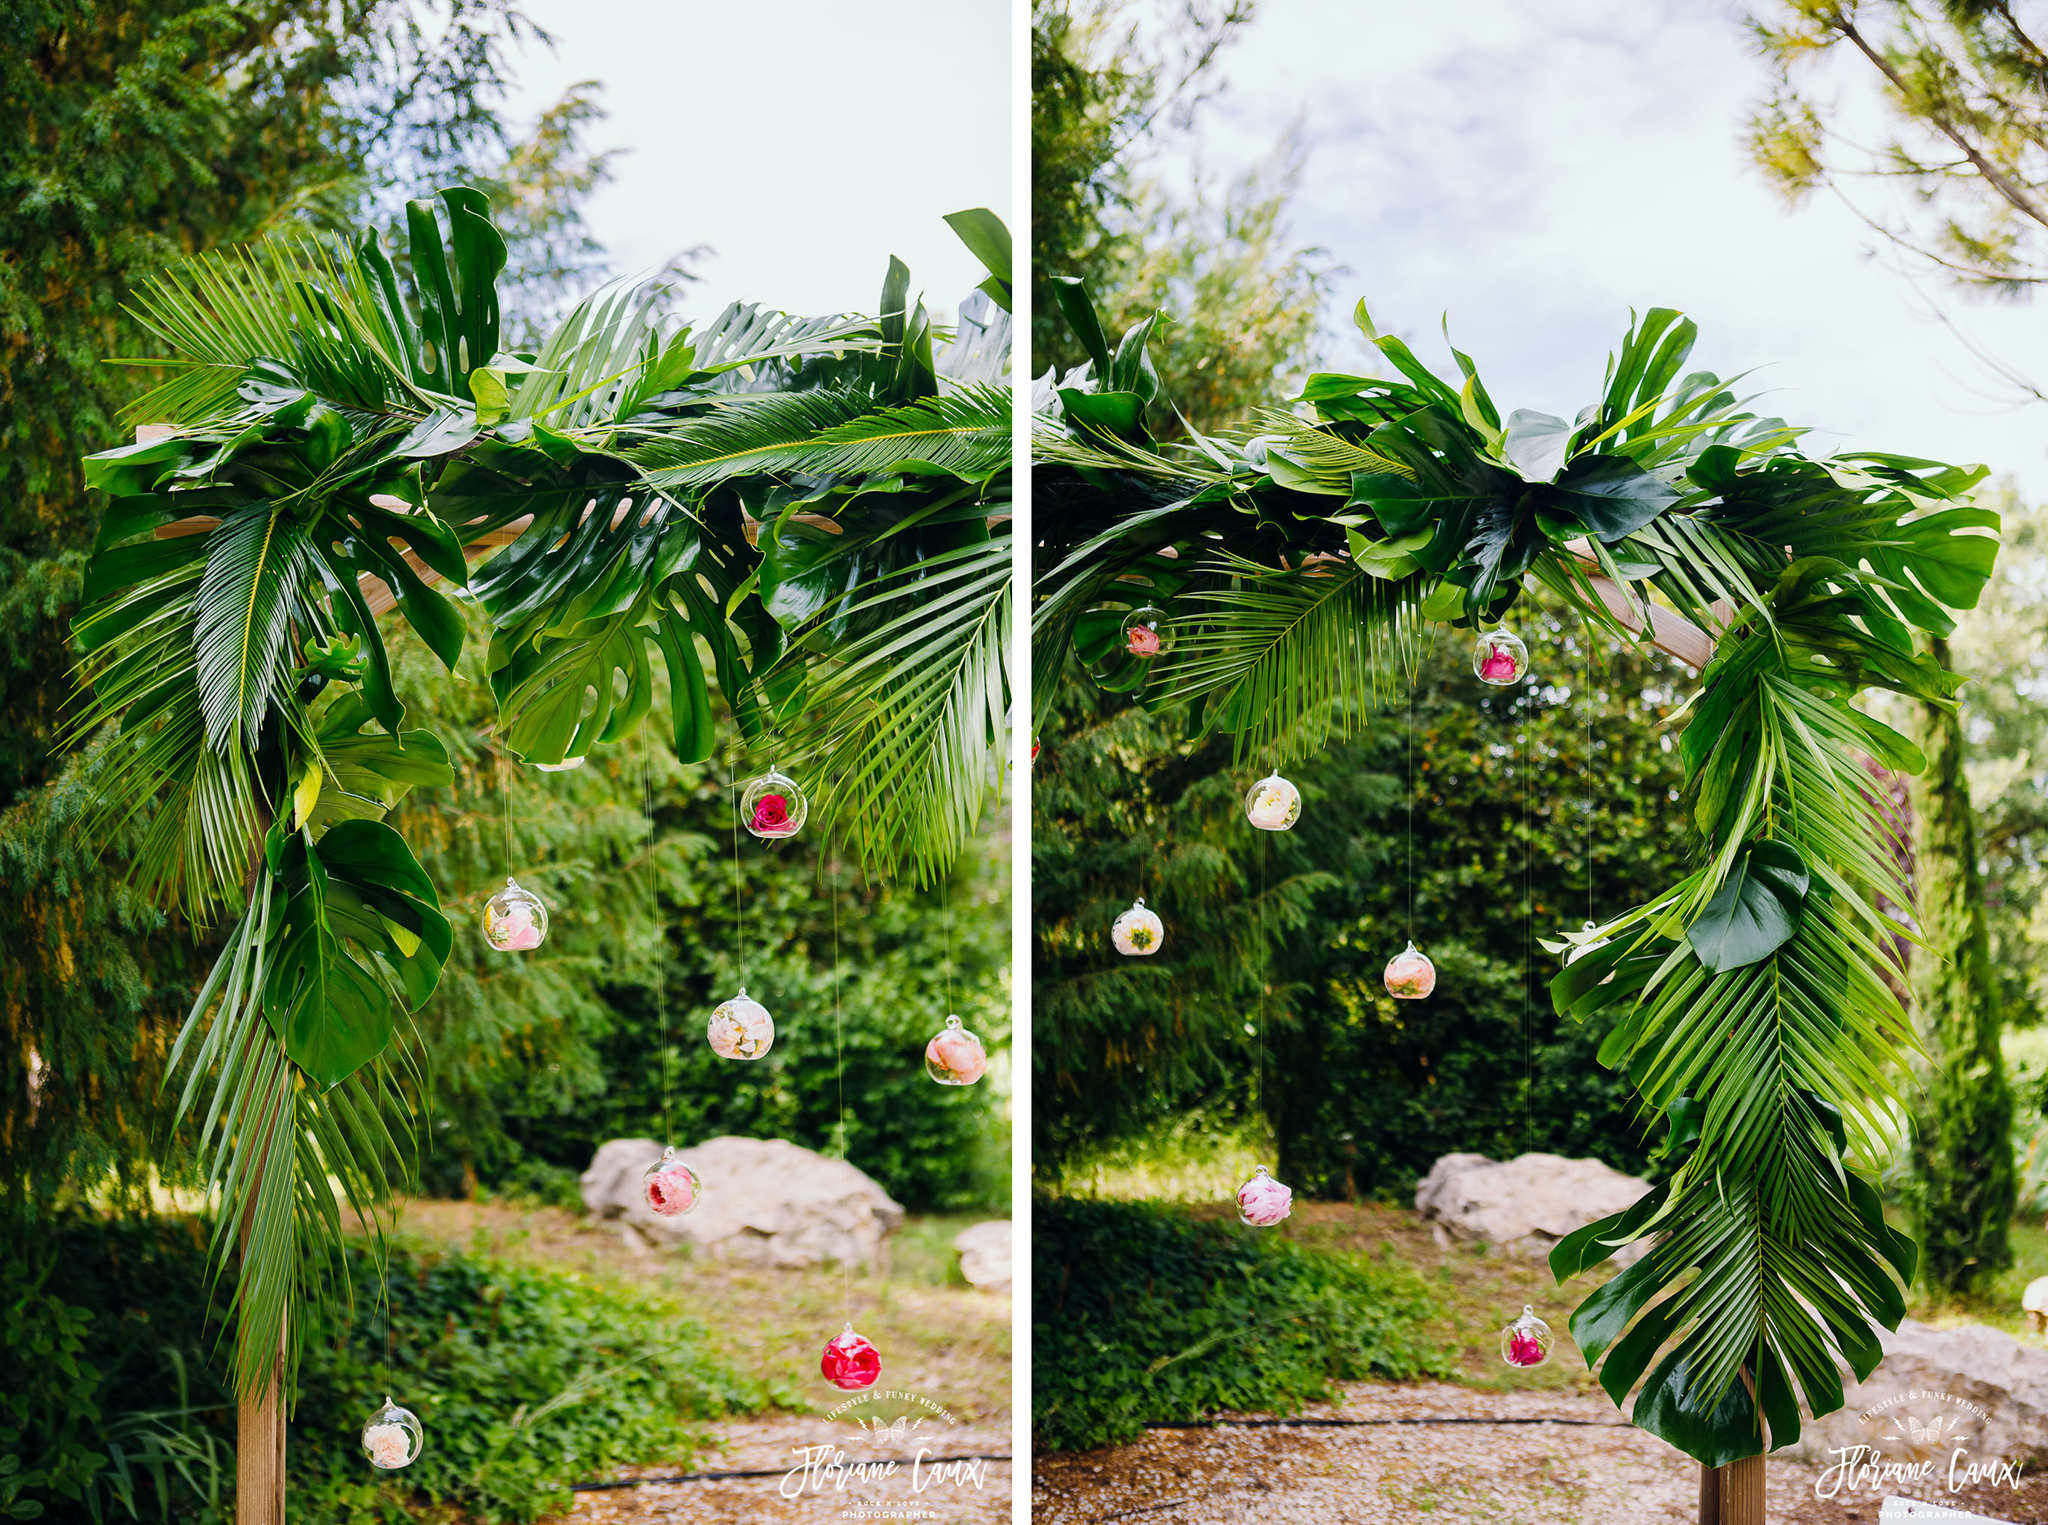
[645, 736, 670, 1146]
[1407, 676, 1416, 942]
[832, 838, 850, 1320]
[729, 756, 745, 985]
[1255, 819, 1267, 1157]
[942, 870, 953, 1016]
[500, 735, 512, 875]
[1523, 662, 1535, 1158]
[1585, 635, 1595, 927]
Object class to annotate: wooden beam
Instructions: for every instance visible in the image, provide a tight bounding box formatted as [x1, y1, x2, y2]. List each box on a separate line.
[1565, 545, 1724, 670]
[236, 1315, 285, 1525]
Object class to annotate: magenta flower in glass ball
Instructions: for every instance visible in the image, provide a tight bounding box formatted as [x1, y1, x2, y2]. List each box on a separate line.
[1501, 1305, 1553, 1368]
[1473, 627, 1529, 686]
[925, 1015, 989, 1086]
[741, 769, 807, 840]
[482, 878, 548, 952]
[1244, 774, 1301, 831]
[1384, 941, 1436, 1000]
[1236, 1165, 1293, 1228]
[641, 1146, 700, 1217]
[820, 1324, 882, 1391]
[1111, 898, 1165, 956]
[360, 1397, 422, 1470]
[707, 988, 774, 1061]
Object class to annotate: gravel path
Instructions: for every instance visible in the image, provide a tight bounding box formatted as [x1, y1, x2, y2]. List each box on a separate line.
[1030, 1381, 2048, 1525]
[558, 1414, 1012, 1525]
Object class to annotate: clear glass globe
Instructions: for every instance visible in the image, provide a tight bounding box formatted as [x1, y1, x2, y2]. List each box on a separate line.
[1244, 774, 1301, 832]
[1473, 627, 1530, 686]
[1122, 604, 1170, 660]
[360, 1397, 422, 1470]
[1501, 1305, 1554, 1368]
[641, 1145, 701, 1217]
[924, 1015, 989, 1086]
[820, 1323, 882, 1391]
[1384, 941, 1436, 1000]
[741, 769, 807, 840]
[707, 987, 774, 1061]
[1111, 898, 1165, 956]
[1236, 1164, 1293, 1228]
[482, 878, 548, 952]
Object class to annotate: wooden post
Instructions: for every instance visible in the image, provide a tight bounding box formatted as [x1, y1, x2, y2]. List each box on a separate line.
[236, 1312, 286, 1525]
[1700, 1456, 1767, 1524]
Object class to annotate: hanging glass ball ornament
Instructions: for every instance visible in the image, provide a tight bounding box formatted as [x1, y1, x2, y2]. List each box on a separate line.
[1383, 941, 1437, 1000]
[1122, 604, 1170, 660]
[1244, 774, 1302, 832]
[1501, 1305, 1554, 1368]
[1111, 898, 1165, 957]
[741, 769, 807, 840]
[924, 1015, 989, 1086]
[360, 1397, 423, 1470]
[707, 988, 774, 1061]
[1236, 1165, 1293, 1228]
[641, 1146, 701, 1217]
[1565, 920, 1610, 966]
[482, 878, 548, 952]
[820, 1324, 882, 1391]
[1473, 627, 1530, 686]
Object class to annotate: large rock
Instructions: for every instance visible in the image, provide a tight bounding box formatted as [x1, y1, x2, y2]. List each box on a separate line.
[1785, 1318, 2048, 1469]
[1414, 1151, 1652, 1265]
[954, 1220, 1012, 1294]
[579, 1136, 904, 1267]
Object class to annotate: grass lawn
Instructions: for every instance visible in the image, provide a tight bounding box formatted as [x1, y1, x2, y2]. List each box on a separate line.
[386, 1197, 1013, 1433]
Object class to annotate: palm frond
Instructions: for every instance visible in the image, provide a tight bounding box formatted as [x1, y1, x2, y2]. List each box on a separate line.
[774, 534, 1010, 886]
[628, 389, 883, 488]
[1172, 557, 1425, 767]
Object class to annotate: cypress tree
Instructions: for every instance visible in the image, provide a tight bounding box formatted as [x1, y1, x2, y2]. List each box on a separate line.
[1907, 639, 2018, 1294]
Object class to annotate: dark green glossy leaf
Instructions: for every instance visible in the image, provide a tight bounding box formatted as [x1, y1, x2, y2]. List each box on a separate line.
[1687, 840, 1810, 973]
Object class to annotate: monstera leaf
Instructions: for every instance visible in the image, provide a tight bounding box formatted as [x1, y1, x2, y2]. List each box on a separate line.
[261, 820, 450, 1088]
[1686, 840, 1810, 973]
[304, 693, 454, 831]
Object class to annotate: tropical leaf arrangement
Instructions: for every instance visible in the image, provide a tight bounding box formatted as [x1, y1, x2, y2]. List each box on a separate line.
[72, 189, 1012, 1400]
[1032, 278, 1999, 1465]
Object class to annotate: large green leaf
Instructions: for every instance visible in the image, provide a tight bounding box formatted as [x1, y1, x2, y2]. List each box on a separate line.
[1686, 840, 1810, 973]
[1547, 454, 1680, 542]
[261, 820, 449, 1089]
[305, 693, 454, 830]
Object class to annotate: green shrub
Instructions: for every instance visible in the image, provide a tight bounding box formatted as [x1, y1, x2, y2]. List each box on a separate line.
[2, 1217, 774, 1524]
[1032, 1198, 1458, 1452]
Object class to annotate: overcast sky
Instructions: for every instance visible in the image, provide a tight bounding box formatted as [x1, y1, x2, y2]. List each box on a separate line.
[499, 0, 1011, 325]
[1181, 0, 2048, 495]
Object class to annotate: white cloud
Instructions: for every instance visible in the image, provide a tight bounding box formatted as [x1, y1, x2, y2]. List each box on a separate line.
[499, 0, 1012, 324]
[1174, 0, 2048, 492]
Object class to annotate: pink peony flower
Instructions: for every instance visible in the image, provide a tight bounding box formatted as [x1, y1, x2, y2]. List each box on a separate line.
[1237, 1171, 1293, 1227]
[751, 792, 793, 835]
[926, 1027, 988, 1084]
[363, 1421, 413, 1468]
[1507, 1330, 1545, 1367]
[645, 1165, 696, 1216]
[1479, 646, 1520, 683]
[1125, 624, 1162, 657]
[493, 903, 542, 951]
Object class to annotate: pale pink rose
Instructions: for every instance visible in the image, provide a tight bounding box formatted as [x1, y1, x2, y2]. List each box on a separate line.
[1125, 624, 1162, 657]
[1247, 786, 1296, 830]
[645, 1165, 696, 1216]
[364, 1421, 413, 1468]
[1237, 1172, 1292, 1227]
[492, 903, 542, 951]
[1384, 947, 1436, 999]
[926, 1027, 988, 1084]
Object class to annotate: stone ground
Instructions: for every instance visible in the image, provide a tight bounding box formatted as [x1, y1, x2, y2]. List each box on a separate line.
[1030, 1381, 2048, 1525]
[558, 1415, 1012, 1524]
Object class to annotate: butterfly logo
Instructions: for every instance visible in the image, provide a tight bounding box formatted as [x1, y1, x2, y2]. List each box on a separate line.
[858, 1415, 922, 1447]
[1885, 1414, 1953, 1447]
